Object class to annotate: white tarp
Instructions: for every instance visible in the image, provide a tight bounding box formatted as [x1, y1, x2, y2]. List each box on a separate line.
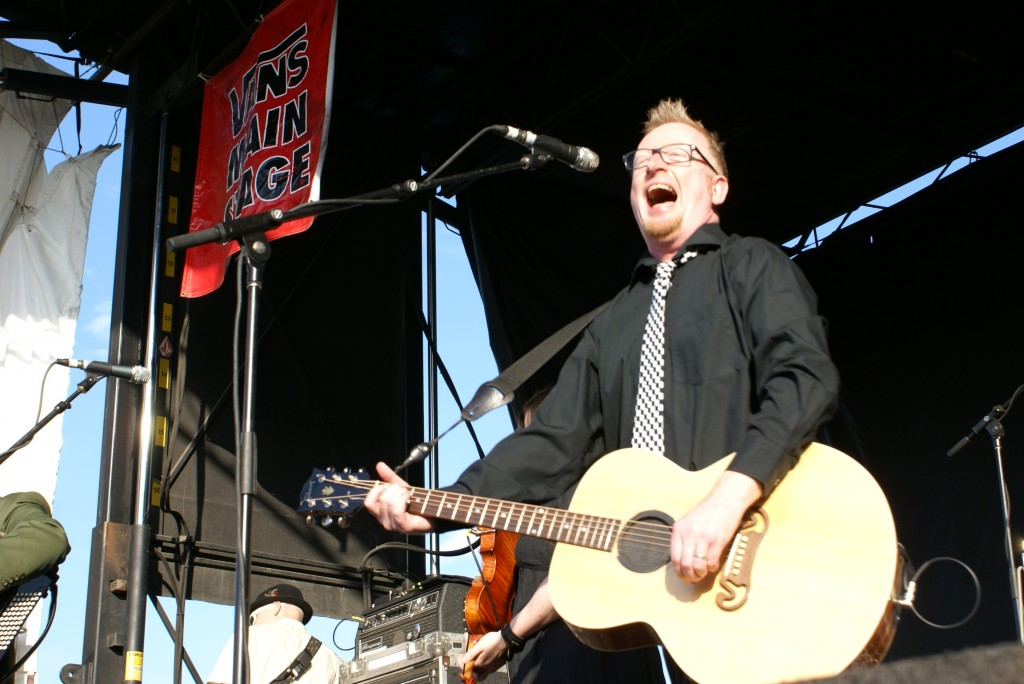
[0, 39, 71, 254]
[0, 39, 121, 680]
[0, 39, 115, 502]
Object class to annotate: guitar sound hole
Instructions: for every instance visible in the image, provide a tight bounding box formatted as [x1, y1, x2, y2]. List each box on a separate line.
[617, 511, 673, 573]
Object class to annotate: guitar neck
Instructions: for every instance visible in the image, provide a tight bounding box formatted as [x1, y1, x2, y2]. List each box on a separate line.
[407, 487, 620, 552]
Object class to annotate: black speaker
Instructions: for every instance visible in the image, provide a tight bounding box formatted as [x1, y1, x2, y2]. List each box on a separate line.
[153, 116, 427, 621]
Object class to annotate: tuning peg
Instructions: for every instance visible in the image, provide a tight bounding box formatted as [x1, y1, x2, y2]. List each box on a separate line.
[340, 467, 370, 482]
[321, 516, 335, 528]
[305, 515, 314, 527]
[338, 516, 351, 529]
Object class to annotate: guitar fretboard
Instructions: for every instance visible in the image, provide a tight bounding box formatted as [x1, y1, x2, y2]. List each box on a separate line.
[409, 488, 621, 552]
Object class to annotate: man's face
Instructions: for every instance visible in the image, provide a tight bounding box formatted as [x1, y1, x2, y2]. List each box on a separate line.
[629, 122, 723, 247]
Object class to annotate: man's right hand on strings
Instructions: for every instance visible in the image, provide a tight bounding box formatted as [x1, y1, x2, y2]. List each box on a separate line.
[363, 461, 435, 534]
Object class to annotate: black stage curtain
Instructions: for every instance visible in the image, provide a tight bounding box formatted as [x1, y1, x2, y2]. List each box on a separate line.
[462, 140, 1024, 660]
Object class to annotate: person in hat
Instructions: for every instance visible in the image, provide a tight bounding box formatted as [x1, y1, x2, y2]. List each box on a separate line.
[207, 583, 343, 683]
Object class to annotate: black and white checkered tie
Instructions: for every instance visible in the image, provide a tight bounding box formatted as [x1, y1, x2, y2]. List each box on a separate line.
[631, 251, 698, 454]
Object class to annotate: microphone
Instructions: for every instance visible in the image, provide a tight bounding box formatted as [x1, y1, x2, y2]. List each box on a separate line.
[56, 358, 151, 384]
[946, 405, 1005, 457]
[497, 125, 600, 172]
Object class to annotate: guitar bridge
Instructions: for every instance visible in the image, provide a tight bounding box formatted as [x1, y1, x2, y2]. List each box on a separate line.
[716, 508, 768, 611]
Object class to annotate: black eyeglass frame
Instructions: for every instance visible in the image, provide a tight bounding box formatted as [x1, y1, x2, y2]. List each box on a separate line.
[622, 143, 719, 175]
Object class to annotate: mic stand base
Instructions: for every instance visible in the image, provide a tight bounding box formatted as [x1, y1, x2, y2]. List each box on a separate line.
[988, 425, 1024, 643]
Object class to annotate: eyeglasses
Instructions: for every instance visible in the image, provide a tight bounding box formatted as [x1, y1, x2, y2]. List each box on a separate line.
[622, 143, 719, 175]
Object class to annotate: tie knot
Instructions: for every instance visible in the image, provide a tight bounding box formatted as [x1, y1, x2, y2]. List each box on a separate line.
[655, 261, 676, 281]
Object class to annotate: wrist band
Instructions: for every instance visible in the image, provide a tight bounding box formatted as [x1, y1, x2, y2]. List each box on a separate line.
[500, 623, 528, 654]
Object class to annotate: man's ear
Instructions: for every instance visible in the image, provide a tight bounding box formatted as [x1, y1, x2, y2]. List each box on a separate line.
[711, 174, 729, 206]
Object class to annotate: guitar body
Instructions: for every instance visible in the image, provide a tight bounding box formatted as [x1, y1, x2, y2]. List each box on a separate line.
[464, 527, 519, 649]
[548, 443, 900, 684]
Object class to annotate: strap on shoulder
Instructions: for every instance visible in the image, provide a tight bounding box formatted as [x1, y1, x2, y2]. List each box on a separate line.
[268, 636, 322, 683]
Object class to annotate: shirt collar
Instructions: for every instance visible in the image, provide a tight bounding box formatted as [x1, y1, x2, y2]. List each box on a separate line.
[632, 223, 727, 283]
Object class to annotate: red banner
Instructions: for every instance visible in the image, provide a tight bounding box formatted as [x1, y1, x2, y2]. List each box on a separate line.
[180, 0, 337, 297]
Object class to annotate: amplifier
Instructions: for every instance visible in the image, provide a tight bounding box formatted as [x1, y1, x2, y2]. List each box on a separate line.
[345, 655, 462, 684]
[343, 578, 470, 683]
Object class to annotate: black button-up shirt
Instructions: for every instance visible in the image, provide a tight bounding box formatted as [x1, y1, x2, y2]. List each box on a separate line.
[445, 223, 840, 505]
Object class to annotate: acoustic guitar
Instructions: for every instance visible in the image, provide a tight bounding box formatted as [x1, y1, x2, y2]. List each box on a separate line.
[297, 442, 901, 684]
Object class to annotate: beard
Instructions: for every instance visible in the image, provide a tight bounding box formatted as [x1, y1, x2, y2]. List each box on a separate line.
[638, 209, 682, 240]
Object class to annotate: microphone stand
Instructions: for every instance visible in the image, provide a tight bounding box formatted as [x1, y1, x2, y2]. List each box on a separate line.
[947, 386, 1024, 643]
[164, 154, 551, 253]
[164, 151, 555, 684]
[232, 231, 275, 684]
[0, 373, 105, 468]
[984, 417, 1023, 644]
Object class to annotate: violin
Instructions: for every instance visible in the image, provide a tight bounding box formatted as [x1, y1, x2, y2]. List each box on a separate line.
[461, 526, 518, 683]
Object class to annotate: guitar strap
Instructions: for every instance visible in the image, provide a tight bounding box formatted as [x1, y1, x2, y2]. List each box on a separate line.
[269, 635, 321, 683]
[460, 299, 610, 422]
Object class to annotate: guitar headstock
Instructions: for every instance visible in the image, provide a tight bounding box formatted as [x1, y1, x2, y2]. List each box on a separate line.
[297, 467, 372, 529]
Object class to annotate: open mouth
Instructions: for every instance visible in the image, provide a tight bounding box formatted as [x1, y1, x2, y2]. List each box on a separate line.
[646, 183, 677, 207]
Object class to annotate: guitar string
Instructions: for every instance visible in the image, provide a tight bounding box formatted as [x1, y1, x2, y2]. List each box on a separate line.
[309, 493, 676, 551]
[306, 479, 678, 545]
[304, 478, 676, 549]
